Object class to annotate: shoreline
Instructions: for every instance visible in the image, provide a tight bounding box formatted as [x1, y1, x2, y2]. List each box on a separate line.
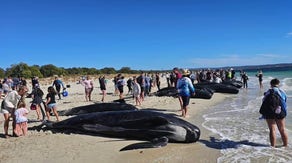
[0, 77, 228, 163]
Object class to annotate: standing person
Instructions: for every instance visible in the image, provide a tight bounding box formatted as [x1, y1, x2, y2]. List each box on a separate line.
[242, 72, 249, 89]
[155, 72, 161, 91]
[113, 74, 121, 96]
[256, 70, 263, 89]
[137, 72, 145, 101]
[19, 77, 27, 87]
[52, 76, 65, 100]
[259, 78, 288, 147]
[1, 85, 28, 138]
[44, 86, 60, 121]
[2, 80, 10, 96]
[81, 76, 94, 102]
[0, 79, 3, 99]
[173, 67, 183, 110]
[30, 85, 44, 120]
[176, 69, 195, 118]
[165, 72, 171, 87]
[144, 74, 151, 96]
[117, 76, 126, 99]
[98, 75, 107, 102]
[14, 101, 29, 137]
[31, 76, 39, 90]
[126, 77, 133, 95]
[132, 77, 141, 106]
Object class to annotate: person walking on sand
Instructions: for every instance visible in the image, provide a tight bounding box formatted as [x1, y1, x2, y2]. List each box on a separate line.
[81, 76, 94, 101]
[259, 78, 288, 147]
[44, 86, 60, 121]
[1, 85, 28, 138]
[14, 101, 29, 137]
[52, 76, 65, 100]
[176, 69, 195, 118]
[30, 85, 44, 120]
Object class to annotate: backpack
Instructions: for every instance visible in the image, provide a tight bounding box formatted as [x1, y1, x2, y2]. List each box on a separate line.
[259, 89, 286, 119]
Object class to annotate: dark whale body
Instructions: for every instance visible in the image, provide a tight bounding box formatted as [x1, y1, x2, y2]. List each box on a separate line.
[58, 103, 138, 116]
[33, 110, 200, 145]
[222, 80, 243, 88]
[154, 87, 213, 99]
[194, 82, 239, 94]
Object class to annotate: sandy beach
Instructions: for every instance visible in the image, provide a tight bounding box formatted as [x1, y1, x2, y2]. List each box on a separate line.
[0, 76, 229, 163]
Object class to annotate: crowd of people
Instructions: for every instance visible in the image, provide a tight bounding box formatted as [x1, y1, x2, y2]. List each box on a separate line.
[0, 68, 288, 148]
[0, 75, 63, 138]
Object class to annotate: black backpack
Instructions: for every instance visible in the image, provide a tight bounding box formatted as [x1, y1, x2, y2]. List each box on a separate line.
[259, 89, 286, 119]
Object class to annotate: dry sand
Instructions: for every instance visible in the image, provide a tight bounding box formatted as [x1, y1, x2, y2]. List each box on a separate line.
[0, 76, 228, 163]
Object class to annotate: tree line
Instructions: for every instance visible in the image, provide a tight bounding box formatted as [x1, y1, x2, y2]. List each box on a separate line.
[0, 62, 157, 79]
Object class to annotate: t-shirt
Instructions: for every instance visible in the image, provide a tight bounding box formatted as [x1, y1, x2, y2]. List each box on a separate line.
[46, 93, 56, 104]
[15, 107, 29, 123]
[177, 77, 195, 97]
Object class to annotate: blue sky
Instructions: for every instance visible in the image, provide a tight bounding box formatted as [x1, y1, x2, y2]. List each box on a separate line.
[1, 0, 292, 70]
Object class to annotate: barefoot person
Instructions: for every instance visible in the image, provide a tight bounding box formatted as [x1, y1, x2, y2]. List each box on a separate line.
[176, 69, 195, 118]
[260, 78, 288, 147]
[44, 86, 60, 121]
[1, 85, 28, 138]
[81, 76, 94, 101]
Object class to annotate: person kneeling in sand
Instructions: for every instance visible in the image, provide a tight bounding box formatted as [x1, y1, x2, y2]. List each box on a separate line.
[14, 101, 29, 137]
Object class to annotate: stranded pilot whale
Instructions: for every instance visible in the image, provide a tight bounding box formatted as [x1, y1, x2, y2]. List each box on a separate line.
[58, 102, 138, 116]
[30, 110, 200, 150]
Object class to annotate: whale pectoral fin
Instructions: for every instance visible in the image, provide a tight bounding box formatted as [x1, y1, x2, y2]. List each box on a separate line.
[120, 116, 169, 128]
[120, 136, 169, 151]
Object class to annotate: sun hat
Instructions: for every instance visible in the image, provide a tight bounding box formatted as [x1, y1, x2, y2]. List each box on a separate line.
[182, 69, 190, 76]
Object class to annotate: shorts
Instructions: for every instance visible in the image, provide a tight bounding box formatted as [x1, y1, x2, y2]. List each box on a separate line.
[85, 88, 93, 94]
[47, 103, 57, 110]
[181, 96, 190, 107]
[1, 107, 14, 114]
[118, 86, 124, 93]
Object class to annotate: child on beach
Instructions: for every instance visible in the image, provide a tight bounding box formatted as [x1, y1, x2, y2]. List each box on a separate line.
[44, 86, 60, 121]
[14, 101, 29, 137]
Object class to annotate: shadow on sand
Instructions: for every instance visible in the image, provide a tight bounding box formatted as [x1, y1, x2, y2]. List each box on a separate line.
[199, 136, 269, 149]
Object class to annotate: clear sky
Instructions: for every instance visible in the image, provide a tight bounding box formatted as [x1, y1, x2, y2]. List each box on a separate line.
[1, 0, 291, 70]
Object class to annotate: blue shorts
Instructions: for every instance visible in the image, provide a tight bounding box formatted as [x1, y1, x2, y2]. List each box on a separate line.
[47, 103, 57, 109]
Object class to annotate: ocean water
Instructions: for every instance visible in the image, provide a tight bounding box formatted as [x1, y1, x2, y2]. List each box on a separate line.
[201, 70, 292, 162]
